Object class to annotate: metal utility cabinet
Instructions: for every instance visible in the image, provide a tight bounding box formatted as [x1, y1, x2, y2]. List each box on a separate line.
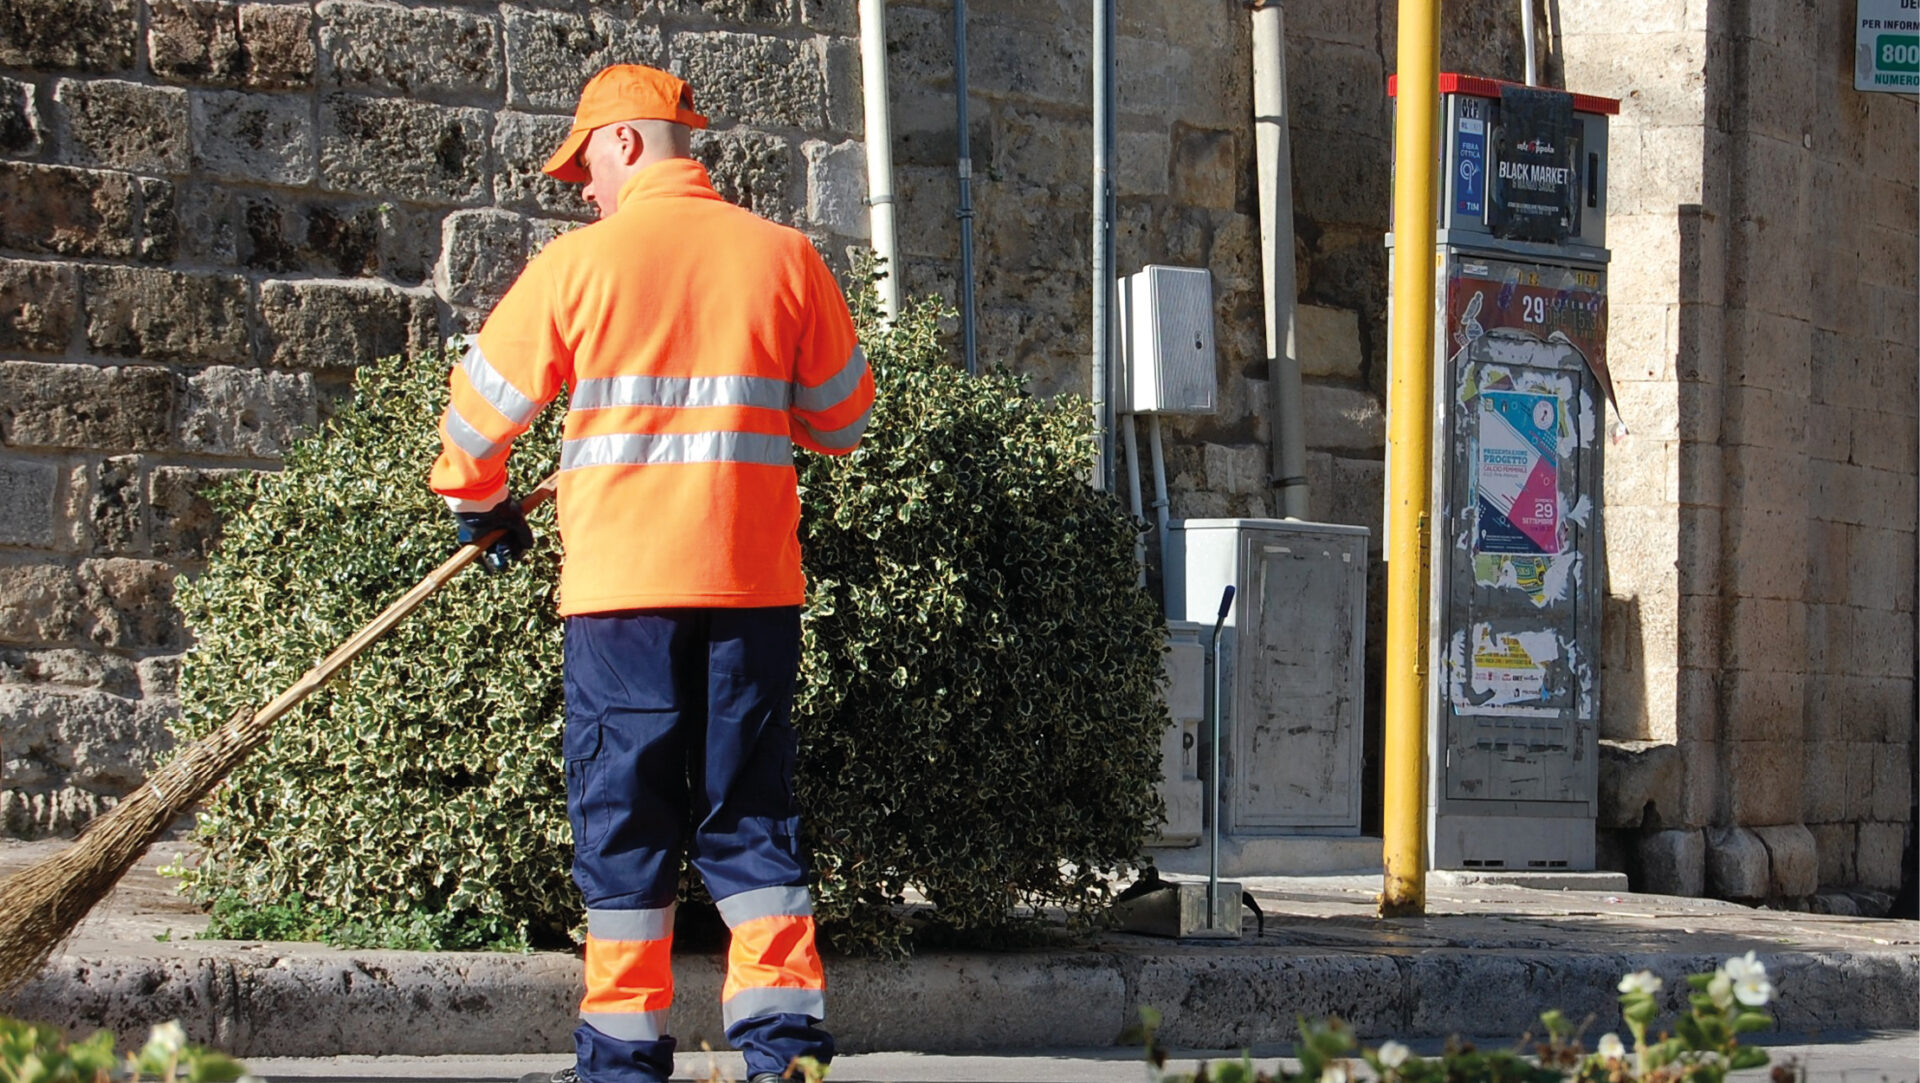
[1389, 74, 1620, 871]
[1166, 520, 1369, 838]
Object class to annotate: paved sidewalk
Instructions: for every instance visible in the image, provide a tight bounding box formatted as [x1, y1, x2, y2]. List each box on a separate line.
[242, 1034, 1920, 1083]
[3, 840, 1915, 1061]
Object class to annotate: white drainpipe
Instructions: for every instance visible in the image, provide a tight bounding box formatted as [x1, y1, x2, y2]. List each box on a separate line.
[858, 0, 901, 321]
[1253, 2, 1308, 518]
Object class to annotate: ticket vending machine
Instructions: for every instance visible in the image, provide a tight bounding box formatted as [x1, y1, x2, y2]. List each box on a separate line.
[1388, 75, 1621, 871]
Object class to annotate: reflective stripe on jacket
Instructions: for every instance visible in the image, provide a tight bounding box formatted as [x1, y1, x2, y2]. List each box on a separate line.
[429, 159, 873, 614]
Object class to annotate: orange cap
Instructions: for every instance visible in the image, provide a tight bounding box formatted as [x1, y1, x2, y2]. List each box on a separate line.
[543, 64, 709, 183]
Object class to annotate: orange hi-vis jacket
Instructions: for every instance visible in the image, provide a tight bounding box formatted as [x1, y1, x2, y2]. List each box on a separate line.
[429, 159, 873, 614]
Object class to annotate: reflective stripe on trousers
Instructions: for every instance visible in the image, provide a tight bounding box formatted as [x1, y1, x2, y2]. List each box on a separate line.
[717, 884, 826, 1029]
[578, 905, 675, 1042]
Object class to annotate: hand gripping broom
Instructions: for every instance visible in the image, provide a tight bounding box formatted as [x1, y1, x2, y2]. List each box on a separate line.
[0, 474, 558, 997]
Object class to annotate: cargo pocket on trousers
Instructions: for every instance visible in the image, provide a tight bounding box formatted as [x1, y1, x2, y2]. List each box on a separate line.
[564, 715, 608, 855]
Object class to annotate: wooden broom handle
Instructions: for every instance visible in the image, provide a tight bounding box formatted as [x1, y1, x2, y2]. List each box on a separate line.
[238, 472, 560, 739]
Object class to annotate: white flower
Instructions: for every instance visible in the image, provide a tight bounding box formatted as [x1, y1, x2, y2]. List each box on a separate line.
[1377, 1041, 1411, 1069]
[1707, 971, 1734, 1010]
[1617, 970, 1663, 996]
[144, 1021, 187, 1058]
[1723, 951, 1773, 1007]
[1596, 1034, 1626, 1061]
[1321, 1062, 1350, 1083]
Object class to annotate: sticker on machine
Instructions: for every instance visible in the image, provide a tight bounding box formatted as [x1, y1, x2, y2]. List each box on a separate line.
[1474, 390, 1561, 555]
[1455, 625, 1559, 715]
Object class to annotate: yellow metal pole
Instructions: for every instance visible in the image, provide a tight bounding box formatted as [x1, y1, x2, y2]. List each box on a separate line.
[1379, 0, 1442, 918]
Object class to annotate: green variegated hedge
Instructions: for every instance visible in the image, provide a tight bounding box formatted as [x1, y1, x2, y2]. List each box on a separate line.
[171, 274, 1169, 956]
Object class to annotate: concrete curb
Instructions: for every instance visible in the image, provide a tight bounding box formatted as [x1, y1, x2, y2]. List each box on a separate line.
[10, 941, 1917, 1057]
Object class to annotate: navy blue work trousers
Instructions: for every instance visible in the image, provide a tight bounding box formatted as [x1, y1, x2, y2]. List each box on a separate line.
[564, 607, 833, 1083]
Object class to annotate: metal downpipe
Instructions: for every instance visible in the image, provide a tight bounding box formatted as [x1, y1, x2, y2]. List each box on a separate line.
[857, 0, 901, 321]
[1521, 0, 1538, 85]
[1090, 0, 1116, 491]
[1252, 0, 1308, 519]
[1379, 0, 1442, 918]
[954, 0, 979, 375]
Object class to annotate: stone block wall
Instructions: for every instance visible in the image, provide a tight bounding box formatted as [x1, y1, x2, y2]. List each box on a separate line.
[0, 0, 867, 836]
[1563, 0, 1918, 901]
[0, 0, 1533, 838]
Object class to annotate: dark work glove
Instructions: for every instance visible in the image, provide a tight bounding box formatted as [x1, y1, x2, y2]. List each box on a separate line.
[454, 498, 534, 573]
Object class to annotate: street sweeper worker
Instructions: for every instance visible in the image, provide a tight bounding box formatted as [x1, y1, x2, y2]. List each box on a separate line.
[426, 63, 873, 1083]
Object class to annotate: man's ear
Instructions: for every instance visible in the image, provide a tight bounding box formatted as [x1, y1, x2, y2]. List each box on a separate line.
[616, 123, 645, 165]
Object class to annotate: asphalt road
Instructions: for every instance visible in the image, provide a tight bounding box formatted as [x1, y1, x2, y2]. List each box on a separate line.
[244, 1031, 1920, 1083]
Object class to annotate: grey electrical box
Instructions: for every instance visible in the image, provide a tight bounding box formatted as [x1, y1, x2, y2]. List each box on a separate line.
[1165, 519, 1369, 836]
[1118, 265, 1216, 414]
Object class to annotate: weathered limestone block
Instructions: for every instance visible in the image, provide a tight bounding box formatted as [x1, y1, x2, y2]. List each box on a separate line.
[821, 39, 862, 137]
[1809, 821, 1857, 885]
[969, 18, 1087, 105]
[0, 685, 173, 793]
[149, 465, 241, 561]
[798, 0, 852, 33]
[0, 559, 180, 649]
[82, 265, 252, 364]
[318, 1, 501, 100]
[80, 455, 145, 556]
[1291, 129, 1390, 228]
[189, 90, 314, 185]
[1856, 822, 1906, 891]
[493, 112, 587, 216]
[0, 786, 116, 839]
[804, 140, 866, 238]
[318, 95, 490, 204]
[179, 367, 318, 458]
[1296, 304, 1363, 380]
[439, 209, 528, 312]
[0, 459, 59, 548]
[1303, 383, 1385, 452]
[528, 218, 582, 255]
[0, 647, 140, 696]
[238, 3, 317, 88]
[1725, 740, 1804, 825]
[1872, 745, 1913, 822]
[0, 362, 176, 451]
[1, 76, 41, 155]
[1637, 828, 1706, 897]
[1601, 742, 1688, 830]
[257, 280, 440, 371]
[503, 7, 666, 111]
[644, 0, 794, 25]
[1705, 824, 1769, 901]
[148, 0, 315, 87]
[52, 80, 192, 174]
[137, 655, 179, 699]
[0, 0, 137, 72]
[1326, 457, 1384, 543]
[676, 32, 829, 130]
[0, 162, 141, 258]
[1801, 737, 1848, 823]
[148, 0, 243, 83]
[1752, 822, 1819, 897]
[0, 259, 78, 354]
[1169, 125, 1239, 212]
[134, 176, 177, 264]
[693, 130, 797, 224]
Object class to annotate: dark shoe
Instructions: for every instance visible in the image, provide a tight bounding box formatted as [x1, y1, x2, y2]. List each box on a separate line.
[748, 1075, 785, 1083]
[518, 1068, 580, 1083]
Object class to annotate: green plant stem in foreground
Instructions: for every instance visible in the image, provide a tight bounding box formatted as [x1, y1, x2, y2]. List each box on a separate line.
[1143, 957, 1785, 1083]
[0, 1019, 248, 1083]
